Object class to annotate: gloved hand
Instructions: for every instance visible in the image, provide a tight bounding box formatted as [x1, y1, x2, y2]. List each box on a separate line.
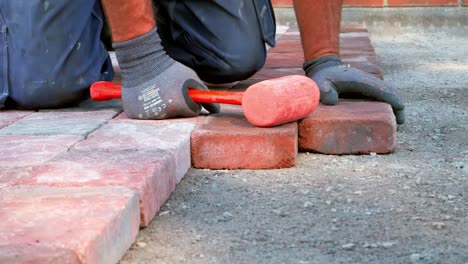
[113, 28, 219, 119]
[304, 56, 405, 124]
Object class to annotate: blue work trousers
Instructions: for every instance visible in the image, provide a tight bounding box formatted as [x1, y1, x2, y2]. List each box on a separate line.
[0, 0, 113, 109]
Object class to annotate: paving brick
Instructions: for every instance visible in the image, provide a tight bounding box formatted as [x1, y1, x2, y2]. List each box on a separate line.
[388, 0, 457, 6]
[0, 167, 32, 188]
[278, 31, 301, 41]
[74, 121, 194, 183]
[269, 40, 304, 53]
[0, 135, 83, 167]
[271, 0, 293, 6]
[231, 79, 262, 91]
[0, 245, 80, 264]
[18, 149, 174, 226]
[250, 68, 304, 80]
[0, 111, 33, 129]
[340, 25, 368, 33]
[299, 101, 396, 154]
[113, 112, 206, 125]
[0, 186, 140, 264]
[191, 113, 298, 169]
[264, 52, 304, 68]
[343, 0, 384, 6]
[0, 110, 118, 136]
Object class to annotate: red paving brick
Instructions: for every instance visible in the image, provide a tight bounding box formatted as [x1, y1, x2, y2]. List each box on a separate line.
[264, 52, 305, 68]
[18, 149, 174, 226]
[272, 0, 463, 6]
[0, 186, 140, 264]
[343, 0, 384, 6]
[191, 113, 298, 169]
[0, 245, 80, 264]
[299, 101, 397, 154]
[0, 135, 83, 167]
[0, 167, 32, 188]
[388, 0, 457, 6]
[74, 121, 194, 183]
[250, 68, 303, 80]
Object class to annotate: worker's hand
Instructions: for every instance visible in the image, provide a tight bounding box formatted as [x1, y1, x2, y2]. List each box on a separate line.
[114, 28, 219, 119]
[120, 61, 220, 119]
[304, 56, 405, 124]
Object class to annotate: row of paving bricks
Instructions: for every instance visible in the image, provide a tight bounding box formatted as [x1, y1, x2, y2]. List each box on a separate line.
[0, 25, 396, 263]
[192, 25, 396, 169]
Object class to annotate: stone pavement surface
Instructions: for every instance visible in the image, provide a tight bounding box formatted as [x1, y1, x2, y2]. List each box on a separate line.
[0, 25, 397, 263]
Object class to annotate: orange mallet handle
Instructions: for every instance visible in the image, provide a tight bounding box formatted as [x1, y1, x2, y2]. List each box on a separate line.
[90, 81, 244, 105]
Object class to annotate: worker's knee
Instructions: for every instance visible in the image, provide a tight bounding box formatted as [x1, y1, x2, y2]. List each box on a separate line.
[196, 45, 267, 84]
[9, 56, 113, 109]
[11, 81, 87, 109]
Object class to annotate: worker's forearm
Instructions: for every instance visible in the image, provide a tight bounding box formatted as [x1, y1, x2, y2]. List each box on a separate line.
[292, 0, 343, 61]
[100, 0, 155, 42]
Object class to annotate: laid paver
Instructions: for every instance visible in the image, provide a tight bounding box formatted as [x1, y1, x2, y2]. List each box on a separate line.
[0, 110, 34, 129]
[0, 186, 140, 264]
[0, 135, 83, 168]
[264, 52, 304, 68]
[74, 120, 195, 183]
[191, 113, 298, 169]
[250, 68, 304, 81]
[0, 167, 32, 189]
[0, 245, 80, 264]
[0, 110, 118, 136]
[299, 101, 397, 154]
[113, 112, 206, 125]
[18, 149, 174, 226]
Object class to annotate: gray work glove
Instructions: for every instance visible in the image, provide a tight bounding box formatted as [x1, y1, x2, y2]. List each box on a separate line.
[113, 28, 219, 119]
[304, 56, 405, 124]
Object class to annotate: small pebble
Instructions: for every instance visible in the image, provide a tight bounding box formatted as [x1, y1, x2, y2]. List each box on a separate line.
[342, 243, 356, 250]
[363, 242, 379, 248]
[159, 211, 170, 216]
[272, 209, 289, 217]
[410, 253, 423, 261]
[432, 222, 446, 230]
[136, 242, 147, 248]
[415, 176, 422, 185]
[217, 212, 233, 222]
[381, 241, 399, 248]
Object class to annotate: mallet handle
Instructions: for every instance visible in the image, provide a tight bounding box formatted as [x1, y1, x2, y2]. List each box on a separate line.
[90, 81, 243, 105]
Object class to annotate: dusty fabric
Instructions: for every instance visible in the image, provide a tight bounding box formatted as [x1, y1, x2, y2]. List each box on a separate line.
[0, 0, 113, 109]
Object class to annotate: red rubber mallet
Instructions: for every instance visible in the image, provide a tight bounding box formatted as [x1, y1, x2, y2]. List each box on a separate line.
[90, 75, 320, 127]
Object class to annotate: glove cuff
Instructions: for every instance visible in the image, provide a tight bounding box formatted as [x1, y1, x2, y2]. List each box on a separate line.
[113, 28, 174, 88]
[303, 56, 342, 76]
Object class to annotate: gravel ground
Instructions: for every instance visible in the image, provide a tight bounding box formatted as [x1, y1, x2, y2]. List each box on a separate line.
[120, 12, 468, 264]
